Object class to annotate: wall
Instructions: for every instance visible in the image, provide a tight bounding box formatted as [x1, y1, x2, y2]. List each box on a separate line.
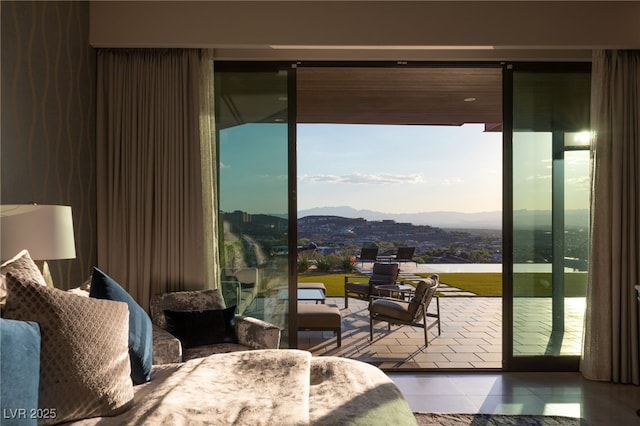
[90, 1, 640, 60]
[1, 1, 96, 288]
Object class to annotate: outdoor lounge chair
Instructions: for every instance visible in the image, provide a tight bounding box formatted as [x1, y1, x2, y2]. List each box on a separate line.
[356, 246, 379, 266]
[344, 262, 399, 309]
[369, 274, 441, 347]
[394, 246, 417, 266]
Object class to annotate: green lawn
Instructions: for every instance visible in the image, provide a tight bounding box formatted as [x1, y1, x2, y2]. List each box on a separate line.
[299, 271, 588, 298]
[298, 272, 365, 297]
[418, 273, 503, 296]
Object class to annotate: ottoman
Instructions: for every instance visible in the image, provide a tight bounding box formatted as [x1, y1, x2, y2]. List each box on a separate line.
[298, 304, 342, 347]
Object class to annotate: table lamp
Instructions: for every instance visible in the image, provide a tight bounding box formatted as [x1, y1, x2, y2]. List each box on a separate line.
[1, 204, 76, 287]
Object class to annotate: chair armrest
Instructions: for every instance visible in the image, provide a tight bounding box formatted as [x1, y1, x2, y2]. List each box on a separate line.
[234, 315, 281, 350]
[369, 295, 398, 302]
[152, 324, 183, 364]
[369, 295, 412, 304]
[344, 275, 369, 284]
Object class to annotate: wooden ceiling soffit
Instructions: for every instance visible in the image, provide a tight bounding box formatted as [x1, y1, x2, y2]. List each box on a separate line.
[296, 67, 503, 127]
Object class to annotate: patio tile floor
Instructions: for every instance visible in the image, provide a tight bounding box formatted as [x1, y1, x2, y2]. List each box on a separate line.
[297, 296, 503, 369]
[297, 295, 585, 370]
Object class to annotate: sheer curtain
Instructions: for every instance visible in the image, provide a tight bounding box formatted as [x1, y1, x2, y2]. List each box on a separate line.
[96, 49, 219, 312]
[581, 50, 640, 384]
[199, 49, 220, 293]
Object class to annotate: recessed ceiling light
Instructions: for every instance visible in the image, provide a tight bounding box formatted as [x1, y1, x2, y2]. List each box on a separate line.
[464, 97, 477, 102]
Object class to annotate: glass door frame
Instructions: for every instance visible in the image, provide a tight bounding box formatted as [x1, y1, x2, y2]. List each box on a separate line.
[215, 60, 591, 366]
[502, 61, 591, 371]
[214, 61, 299, 347]
[287, 64, 299, 347]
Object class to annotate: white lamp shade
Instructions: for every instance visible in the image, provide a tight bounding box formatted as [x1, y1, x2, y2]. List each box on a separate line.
[1, 204, 76, 261]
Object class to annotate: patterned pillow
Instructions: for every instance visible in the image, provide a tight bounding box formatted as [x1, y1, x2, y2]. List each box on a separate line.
[2, 273, 134, 425]
[1, 250, 47, 307]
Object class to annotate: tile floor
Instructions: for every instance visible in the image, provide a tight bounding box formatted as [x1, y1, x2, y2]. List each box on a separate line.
[298, 295, 585, 368]
[298, 296, 502, 369]
[388, 371, 640, 425]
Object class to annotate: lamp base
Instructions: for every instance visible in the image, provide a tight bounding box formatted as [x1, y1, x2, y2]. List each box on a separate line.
[33, 260, 55, 288]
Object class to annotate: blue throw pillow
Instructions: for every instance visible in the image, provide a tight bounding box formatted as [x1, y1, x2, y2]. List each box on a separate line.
[0, 318, 41, 426]
[90, 267, 153, 384]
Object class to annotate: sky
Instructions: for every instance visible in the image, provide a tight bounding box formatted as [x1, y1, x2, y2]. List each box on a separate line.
[219, 122, 503, 215]
[296, 123, 503, 214]
[219, 123, 590, 215]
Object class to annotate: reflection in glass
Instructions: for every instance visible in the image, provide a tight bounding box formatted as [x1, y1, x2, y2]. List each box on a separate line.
[216, 70, 290, 346]
[512, 71, 590, 358]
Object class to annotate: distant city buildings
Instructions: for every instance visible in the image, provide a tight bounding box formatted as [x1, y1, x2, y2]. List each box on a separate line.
[298, 215, 502, 264]
[221, 211, 588, 269]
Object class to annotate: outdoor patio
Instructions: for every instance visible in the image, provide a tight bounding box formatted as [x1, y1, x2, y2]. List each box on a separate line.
[297, 294, 585, 370]
[298, 295, 503, 369]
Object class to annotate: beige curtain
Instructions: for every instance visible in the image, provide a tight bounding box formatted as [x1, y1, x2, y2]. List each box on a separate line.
[199, 49, 220, 292]
[96, 49, 219, 312]
[581, 50, 640, 384]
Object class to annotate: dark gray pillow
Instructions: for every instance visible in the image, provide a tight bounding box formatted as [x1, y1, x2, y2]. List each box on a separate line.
[164, 306, 238, 348]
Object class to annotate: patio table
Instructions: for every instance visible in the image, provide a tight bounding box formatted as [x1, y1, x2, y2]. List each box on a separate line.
[375, 284, 415, 301]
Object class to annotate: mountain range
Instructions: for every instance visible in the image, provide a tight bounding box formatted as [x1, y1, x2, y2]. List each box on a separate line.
[298, 206, 589, 229]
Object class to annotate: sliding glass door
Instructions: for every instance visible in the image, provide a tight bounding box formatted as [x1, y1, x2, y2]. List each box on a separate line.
[506, 64, 591, 370]
[213, 61, 592, 366]
[215, 65, 295, 347]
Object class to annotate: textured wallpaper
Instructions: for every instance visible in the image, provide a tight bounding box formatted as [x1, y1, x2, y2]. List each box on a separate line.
[1, 1, 96, 288]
